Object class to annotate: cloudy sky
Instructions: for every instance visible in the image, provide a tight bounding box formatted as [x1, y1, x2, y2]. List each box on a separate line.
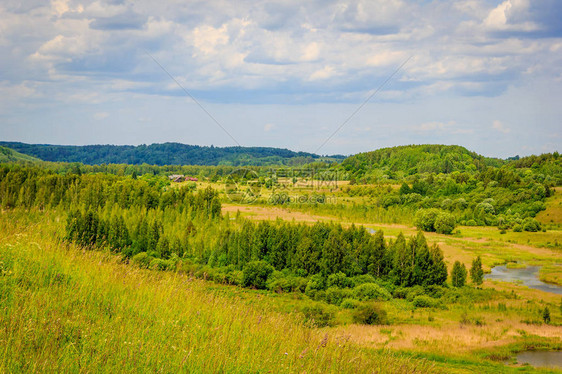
[0, 0, 561, 157]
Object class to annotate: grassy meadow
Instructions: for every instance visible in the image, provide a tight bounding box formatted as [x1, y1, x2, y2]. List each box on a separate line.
[0, 210, 438, 373]
[1, 207, 561, 373]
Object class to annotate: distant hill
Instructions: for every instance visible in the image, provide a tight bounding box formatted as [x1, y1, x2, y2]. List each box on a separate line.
[0, 142, 343, 166]
[341, 144, 503, 179]
[0, 146, 41, 164]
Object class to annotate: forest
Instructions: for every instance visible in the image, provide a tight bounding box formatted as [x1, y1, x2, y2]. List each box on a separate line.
[0, 141, 342, 166]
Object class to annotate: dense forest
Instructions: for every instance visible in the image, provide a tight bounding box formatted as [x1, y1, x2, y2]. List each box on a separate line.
[0, 165, 452, 307]
[0, 141, 342, 166]
[341, 144, 504, 181]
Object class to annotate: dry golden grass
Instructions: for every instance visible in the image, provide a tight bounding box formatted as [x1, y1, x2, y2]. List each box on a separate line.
[536, 187, 562, 225]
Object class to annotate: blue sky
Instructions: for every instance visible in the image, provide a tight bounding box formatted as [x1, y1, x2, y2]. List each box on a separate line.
[0, 0, 561, 157]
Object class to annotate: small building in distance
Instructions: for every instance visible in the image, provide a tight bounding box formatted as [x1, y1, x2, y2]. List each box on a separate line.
[186, 177, 198, 181]
[168, 174, 185, 182]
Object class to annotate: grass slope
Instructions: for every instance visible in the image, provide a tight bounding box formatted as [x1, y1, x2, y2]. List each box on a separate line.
[0, 146, 40, 163]
[0, 210, 435, 373]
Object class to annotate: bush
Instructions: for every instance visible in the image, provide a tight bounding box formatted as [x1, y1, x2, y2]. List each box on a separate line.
[325, 286, 353, 306]
[327, 272, 352, 288]
[412, 295, 438, 308]
[149, 258, 175, 271]
[353, 283, 391, 301]
[405, 286, 426, 302]
[512, 224, 523, 232]
[466, 219, 478, 226]
[242, 261, 274, 289]
[302, 303, 335, 327]
[350, 274, 377, 287]
[522, 218, 541, 232]
[352, 303, 388, 325]
[131, 252, 152, 268]
[341, 298, 361, 309]
[305, 274, 326, 298]
[434, 212, 456, 234]
[392, 287, 409, 299]
[414, 209, 440, 232]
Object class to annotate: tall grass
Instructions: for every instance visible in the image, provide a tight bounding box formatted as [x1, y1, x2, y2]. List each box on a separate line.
[0, 210, 436, 373]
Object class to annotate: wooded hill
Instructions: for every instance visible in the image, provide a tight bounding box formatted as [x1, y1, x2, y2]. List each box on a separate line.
[0, 141, 342, 167]
[341, 144, 504, 181]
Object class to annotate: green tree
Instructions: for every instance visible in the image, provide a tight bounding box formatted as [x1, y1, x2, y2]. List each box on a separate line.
[451, 261, 467, 287]
[242, 261, 274, 289]
[542, 307, 551, 324]
[470, 256, 484, 285]
[434, 212, 456, 235]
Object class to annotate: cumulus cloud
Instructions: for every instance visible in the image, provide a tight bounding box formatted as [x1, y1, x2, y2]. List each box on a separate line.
[0, 0, 560, 156]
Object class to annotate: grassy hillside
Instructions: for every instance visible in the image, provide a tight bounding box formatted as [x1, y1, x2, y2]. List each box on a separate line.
[0, 210, 435, 373]
[0, 141, 342, 167]
[0, 146, 40, 163]
[341, 144, 503, 181]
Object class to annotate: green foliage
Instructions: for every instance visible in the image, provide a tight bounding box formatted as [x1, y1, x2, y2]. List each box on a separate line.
[451, 261, 467, 288]
[415, 209, 440, 232]
[542, 307, 551, 324]
[470, 256, 484, 285]
[340, 298, 360, 309]
[434, 212, 456, 234]
[301, 303, 335, 327]
[353, 283, 391, 301]
[412, 295, 439, 308]
[352, 303, 388, 325]
[242, 261, 274, 289]
[0, 141, 337, 167]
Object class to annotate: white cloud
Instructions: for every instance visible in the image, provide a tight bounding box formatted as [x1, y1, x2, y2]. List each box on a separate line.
[309, 66, 336, 81]
[492, 120, 510, 133]
[264, 123, 275, 132]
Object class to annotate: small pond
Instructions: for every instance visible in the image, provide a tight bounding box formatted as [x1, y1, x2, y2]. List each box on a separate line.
[484, 265, 562, 295]
[515, 351, 562, 368]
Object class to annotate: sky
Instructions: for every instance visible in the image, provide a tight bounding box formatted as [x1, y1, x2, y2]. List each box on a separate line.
[0, 0, 561, 158]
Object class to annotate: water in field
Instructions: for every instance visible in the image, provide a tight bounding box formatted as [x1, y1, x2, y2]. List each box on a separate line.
[515, 351, 562, 368]
[485, 265, 562, 295]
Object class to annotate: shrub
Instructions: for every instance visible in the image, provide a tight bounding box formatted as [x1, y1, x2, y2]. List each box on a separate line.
[305, 273, 326, 298]
[149, 258, 174, 271]
[512, 224, 523, 232]
[242, 261, 274, 289]
[352, 303, 388, 325]
[392, 287, 409, 299]
[341, 298, 361, 309]
[325, 286, 353, 306]
[405, 286, 425, 302]
[353, 283, 391, 301]
[522, 218, 541, 232]
[412, 295, 438, 308]
[466, 219, 478, 226]
[327, 272, 352, 288]
[414, 209, 440, 232]
[302, 303, 335, 327]
[350, 274, 377, 287]
[131, 252, 152, 268]
[434, 212, 456, 234]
